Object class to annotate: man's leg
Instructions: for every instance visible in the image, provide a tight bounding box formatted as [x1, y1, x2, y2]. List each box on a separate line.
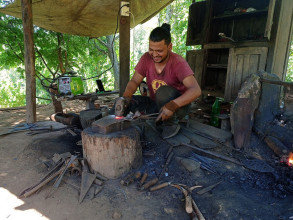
[155, 85, 190, 139]
[155, 85, 190, 120]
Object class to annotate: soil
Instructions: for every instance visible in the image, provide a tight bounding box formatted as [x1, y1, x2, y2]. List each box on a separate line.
[0, 98, 293, 220]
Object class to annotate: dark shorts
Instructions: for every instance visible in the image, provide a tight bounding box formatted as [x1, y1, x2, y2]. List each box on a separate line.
[128, 85, 190, 120]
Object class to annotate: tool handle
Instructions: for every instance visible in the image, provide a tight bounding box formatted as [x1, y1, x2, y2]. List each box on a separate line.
[142, 177, 158, 190]
[149, 182, 169, 192]
[185, 195, 193, 214]
[140, 173, 148, 185]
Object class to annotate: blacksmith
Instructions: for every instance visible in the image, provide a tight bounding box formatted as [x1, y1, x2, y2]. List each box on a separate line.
[118, 23, 201, 139]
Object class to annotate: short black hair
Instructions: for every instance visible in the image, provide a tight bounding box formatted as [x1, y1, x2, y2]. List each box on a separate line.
[149, 23, 171, 45]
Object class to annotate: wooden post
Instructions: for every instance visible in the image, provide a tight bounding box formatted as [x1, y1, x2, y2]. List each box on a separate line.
[119, 0, 130, 96]
[21, 0, 36, 123]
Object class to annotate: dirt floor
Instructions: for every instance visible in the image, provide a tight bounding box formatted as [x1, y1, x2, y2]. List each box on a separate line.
[0, 98, 293, 220]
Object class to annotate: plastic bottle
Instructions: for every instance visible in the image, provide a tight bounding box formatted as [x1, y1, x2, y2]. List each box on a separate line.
[210, 97, 220, 127]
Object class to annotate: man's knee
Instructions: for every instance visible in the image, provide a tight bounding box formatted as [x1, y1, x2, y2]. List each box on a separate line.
[155, 85, 181, 109]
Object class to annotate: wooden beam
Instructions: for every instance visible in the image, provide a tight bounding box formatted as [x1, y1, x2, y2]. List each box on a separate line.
[119, 1, 130, 96]
[267, 0, 293, 80]
[21, 0, 36, 123]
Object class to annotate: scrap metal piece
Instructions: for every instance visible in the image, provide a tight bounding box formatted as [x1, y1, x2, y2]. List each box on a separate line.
[240, 158, 274, 173]
[92, 115, 131, 134]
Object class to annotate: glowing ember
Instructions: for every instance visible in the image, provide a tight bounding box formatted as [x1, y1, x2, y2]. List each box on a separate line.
[288, 152, 293, 166]
[115, 116, 124, 120]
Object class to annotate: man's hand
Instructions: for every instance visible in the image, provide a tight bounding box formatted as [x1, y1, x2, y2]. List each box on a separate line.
[156, 105, 174, 122]
[156, 100, 179, 122]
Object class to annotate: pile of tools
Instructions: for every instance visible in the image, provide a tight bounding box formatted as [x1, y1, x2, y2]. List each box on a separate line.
[19, 153, 107, 203]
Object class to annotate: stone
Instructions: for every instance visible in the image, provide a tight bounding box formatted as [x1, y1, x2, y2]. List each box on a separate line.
[176, 157, 201, 172]
[231, 73, 261, 149]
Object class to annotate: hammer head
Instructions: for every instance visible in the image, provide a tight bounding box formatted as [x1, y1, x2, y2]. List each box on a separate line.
[115, 97, 128, 116]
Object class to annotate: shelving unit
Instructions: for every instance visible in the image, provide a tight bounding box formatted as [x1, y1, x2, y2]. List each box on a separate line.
[186, 0, 275, 101]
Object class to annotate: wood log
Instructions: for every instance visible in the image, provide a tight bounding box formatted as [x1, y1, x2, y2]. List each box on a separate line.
[82, 127, 142, 179]
[264, 136, 288, 156]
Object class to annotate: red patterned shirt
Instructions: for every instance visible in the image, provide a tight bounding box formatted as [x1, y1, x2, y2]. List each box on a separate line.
[135, 52, 194, 100]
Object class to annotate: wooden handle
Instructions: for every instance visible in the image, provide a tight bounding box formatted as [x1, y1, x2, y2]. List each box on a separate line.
[149, 182, 169, 192]
[142, 177, 158, 190]
[140, 173, 148, 185]
[185, 195, 193, 214]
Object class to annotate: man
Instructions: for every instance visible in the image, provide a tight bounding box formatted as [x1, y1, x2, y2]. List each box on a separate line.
[118, 23, 201, 138]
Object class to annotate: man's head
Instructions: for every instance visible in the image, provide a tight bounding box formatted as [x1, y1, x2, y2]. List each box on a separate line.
[149, 23, 172, 64]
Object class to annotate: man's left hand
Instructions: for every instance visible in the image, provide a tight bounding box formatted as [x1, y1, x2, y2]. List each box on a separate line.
[156, 105, 174, 122]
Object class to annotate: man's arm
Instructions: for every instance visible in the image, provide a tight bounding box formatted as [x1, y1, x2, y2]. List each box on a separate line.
[123, 71, 144, 98]
[156, 75, 201, 121]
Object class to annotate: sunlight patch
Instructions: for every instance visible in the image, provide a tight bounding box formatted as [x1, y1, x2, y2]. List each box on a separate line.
[0, 188, 49, 220]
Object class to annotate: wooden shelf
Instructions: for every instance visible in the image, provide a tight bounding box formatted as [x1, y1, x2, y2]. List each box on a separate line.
[204, 41, 269, 49]
[207, 64, 228, 69]
[213, 9, 268, 21]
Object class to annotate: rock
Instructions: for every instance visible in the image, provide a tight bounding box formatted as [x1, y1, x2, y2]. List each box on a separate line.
[112, 211, 122, 219]
[254, 71, 281, 131]
[164, 207, 175, 215]
[231, 73, 261, 149]
[176, 157, 201, 172]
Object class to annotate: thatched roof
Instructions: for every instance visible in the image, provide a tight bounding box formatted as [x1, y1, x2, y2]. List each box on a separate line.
[0, 0, 173, 37]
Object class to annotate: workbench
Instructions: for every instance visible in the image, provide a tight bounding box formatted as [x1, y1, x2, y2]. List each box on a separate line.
[63, 91, 119, 109]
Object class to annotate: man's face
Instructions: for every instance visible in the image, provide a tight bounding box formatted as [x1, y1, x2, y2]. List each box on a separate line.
[149, 40, 172, 63]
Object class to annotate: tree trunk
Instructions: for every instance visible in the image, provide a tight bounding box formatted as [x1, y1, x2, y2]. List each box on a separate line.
[106, 35, 119, 90]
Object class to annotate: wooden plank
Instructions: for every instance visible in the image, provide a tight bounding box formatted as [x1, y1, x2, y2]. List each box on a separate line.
[119, 1, 130, 96]
[188, 120, 232, 143]
[181, 127, 218, 149]
[21, 0, 36, 123]
[270, 0, 293, 80]
[265, 0, 276, 40]
[224, 47, 268, 101]
[204, 42, 269, 50]
[186, 50, 205, 88]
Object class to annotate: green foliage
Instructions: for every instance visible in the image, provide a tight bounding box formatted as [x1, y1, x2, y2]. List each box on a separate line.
[286, 43, 293, 82]
[0, 13, 116, 107]
[158, 0, 193, 58]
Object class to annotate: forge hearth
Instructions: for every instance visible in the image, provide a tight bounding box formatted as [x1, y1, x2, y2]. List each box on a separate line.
[81, 116, 142, 179]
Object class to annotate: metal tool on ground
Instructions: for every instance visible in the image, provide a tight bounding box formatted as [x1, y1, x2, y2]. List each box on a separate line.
[196, 180, 223, 195]
[19, 159, 66, 198]
[158, 152, 174, 180]
[45, 155, 78, 199]
[0, 123, 37, 136]
[182, 143, 243, 166]
[79, 160, 97, 203]
[170, 183, 204, 220]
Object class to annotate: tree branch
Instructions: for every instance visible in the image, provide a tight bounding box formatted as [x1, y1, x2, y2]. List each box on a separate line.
[34, 46, 55, 75]
[93, 40, 107, 55]
[5, 40, 23, 62]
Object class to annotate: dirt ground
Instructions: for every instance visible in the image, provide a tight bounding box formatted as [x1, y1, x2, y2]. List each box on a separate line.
[0, 99, 293, 220]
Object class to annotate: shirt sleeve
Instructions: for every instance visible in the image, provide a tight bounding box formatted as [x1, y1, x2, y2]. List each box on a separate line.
[134, 53, 148, 78]
[173, 56, 194, 82]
